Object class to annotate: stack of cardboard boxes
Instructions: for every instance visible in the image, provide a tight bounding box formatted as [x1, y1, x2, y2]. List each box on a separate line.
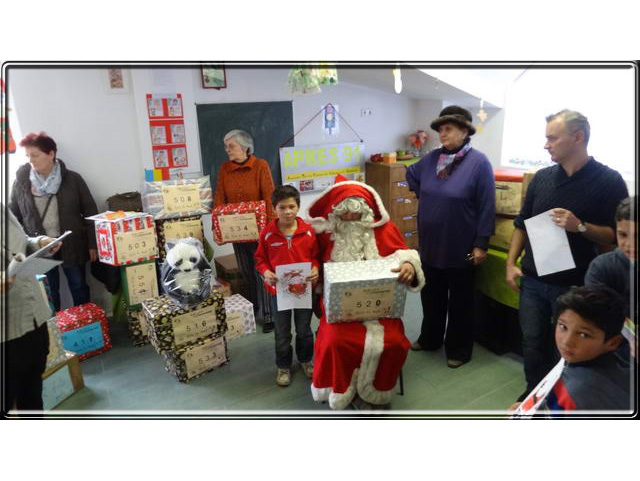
[364, 162, 419, 249]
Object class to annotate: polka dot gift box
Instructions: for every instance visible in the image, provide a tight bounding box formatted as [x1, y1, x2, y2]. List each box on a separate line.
[141, 291, 227, 355]
[55, 302, 112, 361]
[323, 259, 408, 323]
[223, 294, 256, 341]
[161, 335, 229, 383]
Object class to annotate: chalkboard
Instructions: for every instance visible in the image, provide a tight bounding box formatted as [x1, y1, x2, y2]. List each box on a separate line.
[196, 101, 294, 190]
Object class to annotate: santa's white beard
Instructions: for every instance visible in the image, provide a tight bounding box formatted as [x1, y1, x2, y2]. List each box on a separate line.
[330, 220, 380, 262]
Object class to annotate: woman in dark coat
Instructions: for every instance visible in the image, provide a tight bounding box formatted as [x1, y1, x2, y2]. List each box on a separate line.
[406, 106, 496, 368]
[9, 132, 98, 311]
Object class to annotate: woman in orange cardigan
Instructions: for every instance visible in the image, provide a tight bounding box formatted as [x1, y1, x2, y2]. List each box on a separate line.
[213, 129, 276, 332]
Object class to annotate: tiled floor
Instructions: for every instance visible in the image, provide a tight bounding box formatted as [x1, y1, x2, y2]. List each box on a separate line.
[54, 291, 526, 413]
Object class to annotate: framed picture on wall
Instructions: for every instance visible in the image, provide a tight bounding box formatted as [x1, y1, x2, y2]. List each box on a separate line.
[201, 64, 227, 89]
[105, 68, 130, 94]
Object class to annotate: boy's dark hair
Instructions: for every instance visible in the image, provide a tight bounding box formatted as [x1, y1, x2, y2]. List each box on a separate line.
[615, 196, 634, 222]
[554, 285, 626, 340]
[272, 184, 301, 207]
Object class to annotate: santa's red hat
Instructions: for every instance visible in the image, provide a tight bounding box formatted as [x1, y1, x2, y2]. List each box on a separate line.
[305, 174, 390, 232]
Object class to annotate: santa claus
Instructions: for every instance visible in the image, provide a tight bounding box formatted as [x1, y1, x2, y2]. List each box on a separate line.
[306, 174, 425, 409]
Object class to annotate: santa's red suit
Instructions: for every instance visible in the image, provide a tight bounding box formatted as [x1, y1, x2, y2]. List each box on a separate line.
[306, 175, 425, 409]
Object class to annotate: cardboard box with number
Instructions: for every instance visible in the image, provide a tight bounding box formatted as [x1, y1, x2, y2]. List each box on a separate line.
[87, 211, 158, 266]
[56, 302, 112, 361]
[120, 260, 160, 309]
[223, 294, 256, 341]
[156, 215, 204, 260]
[212, 201, 268, 245]
[494, 169, 525, 217]
[323, 259, 408, 323]
[141, 291, 227, 354]
[42, 351, 84, 410]
[161, 335, 228, 383]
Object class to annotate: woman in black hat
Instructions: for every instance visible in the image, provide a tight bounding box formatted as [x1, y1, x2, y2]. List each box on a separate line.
[406, 106, 496, 368]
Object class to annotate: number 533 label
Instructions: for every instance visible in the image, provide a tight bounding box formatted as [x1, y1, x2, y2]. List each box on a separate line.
[340, 283, 395, 320]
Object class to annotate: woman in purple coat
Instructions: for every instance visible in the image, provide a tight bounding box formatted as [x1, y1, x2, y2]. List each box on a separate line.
[406, 106, 496, 368]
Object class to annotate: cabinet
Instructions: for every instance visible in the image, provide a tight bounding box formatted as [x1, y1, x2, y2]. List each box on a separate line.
[365, 161, 419, 249]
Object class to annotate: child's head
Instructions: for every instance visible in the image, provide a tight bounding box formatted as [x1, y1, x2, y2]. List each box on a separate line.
[272, 185, 301, 222]
[554, 286, 625, 363]
[615, 196, 635, 261]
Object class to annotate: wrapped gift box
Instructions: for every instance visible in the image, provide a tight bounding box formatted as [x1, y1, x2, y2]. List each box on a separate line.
[223, 294, 256, 341]
[212, 201, 267, 245]
[494, 169, 524, 217]
[162, 335, 228, 383]
[120, 260, 160, 309]
[46, 318, 67, 369]
[142, 176, 213, 220]
[56, 302, 112, 360]
[323, 259, 407, 323]
[127, 308, 150, 347]
[489, 217, 516, 252]
[42, 351, 84, 410]
[214, 254, 249, 298]
[156, 215, 204, 260]
[141, 291, 227, 354]
[87, 211, 158, 266]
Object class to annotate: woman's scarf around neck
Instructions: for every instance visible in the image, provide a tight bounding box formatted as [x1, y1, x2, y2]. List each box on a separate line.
[30, 159, 62, 196]
[436, 141, 472, 179]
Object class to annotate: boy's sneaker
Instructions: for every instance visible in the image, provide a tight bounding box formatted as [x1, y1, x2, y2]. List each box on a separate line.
[276, 368, 291, 387]
[301, 362, 314, 379]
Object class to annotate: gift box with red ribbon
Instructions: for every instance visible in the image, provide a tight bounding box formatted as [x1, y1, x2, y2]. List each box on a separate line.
[211, 201, 267, 245]
[55, 302, 112, 361]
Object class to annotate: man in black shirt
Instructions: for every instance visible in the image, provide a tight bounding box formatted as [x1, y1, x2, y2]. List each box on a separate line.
[506, 109, 628, 399]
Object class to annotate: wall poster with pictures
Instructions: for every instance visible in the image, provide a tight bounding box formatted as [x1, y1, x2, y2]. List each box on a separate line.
[201, 64, 227, 89]
[146, 93, 189, 171]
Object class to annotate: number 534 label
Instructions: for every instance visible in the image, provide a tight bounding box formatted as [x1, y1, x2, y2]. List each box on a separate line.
[340, 283, 395, 320]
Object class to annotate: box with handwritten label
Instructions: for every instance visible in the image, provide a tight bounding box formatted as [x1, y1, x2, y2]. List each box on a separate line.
[156, 215, 204, 260]
[141, 291, 227, 354]
[223, 294, 256, 341]
[56, 302, 112, 360]
[142, 176, 213, 220]
[161, 335, 228, 383]
[42, 351, 84, 410]
[127, 308, 150, 347]
[120, 260, 160, 309]
[212, 201, 267, 244]
[323, 259, 407, 323]
[87, 211, 158, 266]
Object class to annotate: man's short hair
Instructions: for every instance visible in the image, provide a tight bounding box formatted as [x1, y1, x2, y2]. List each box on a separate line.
[546, 109, 591, 146]
[554, 285, 626, 340]
[272, 184, 301, 207]
[615, 196, 634, 223]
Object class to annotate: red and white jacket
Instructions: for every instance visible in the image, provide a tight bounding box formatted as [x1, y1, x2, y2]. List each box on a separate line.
[254, 217, 320, 295]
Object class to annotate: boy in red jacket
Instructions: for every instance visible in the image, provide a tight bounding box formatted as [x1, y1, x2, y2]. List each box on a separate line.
[255, 185, 320, 387]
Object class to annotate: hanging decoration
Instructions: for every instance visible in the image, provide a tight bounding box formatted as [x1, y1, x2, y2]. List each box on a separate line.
[288, 64, 338, 95]
[1, 79, 17, 155]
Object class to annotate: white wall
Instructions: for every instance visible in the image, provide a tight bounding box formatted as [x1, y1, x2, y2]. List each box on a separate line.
[471, 107, 505, 168]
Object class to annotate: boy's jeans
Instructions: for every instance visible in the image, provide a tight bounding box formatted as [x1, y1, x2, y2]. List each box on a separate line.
[273, 307, 314, 369]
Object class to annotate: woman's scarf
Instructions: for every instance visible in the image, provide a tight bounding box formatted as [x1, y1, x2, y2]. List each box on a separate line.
[436, 142, 472, 179]
[30, 160, 62, 196]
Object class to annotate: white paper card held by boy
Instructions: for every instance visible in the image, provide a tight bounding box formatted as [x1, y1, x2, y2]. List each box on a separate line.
[524, 210, 576, 276]
[275, 262, 312, 311]
[512, 358, 565, 418]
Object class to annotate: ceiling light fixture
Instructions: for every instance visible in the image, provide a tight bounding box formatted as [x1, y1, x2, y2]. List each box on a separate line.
[393, 66, 402, 94]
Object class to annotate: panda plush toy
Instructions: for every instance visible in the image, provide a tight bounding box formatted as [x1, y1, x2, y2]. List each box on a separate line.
[161, 238, 211, 307]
